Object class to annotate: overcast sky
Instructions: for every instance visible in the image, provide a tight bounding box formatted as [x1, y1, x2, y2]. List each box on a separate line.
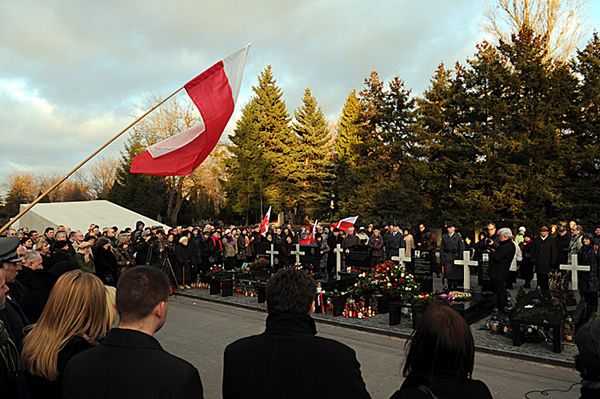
[1, 0, 599, 188]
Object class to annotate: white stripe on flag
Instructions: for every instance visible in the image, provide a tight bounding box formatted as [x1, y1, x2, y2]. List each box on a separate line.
[147, 118, 206, 159]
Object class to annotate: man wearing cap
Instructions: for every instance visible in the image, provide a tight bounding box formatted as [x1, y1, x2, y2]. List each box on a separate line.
[531, 226, 557, 292]
[440, 223, 465, 290]
[0, 237, 29, 399]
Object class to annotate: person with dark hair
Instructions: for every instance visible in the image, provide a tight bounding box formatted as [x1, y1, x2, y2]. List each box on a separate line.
[63, 266, 203, 399]
[575, 319, 600, 398]
[391, 303, 493, 399]
[93, 237, 118, 286]
[43, 227, 56, 246]
[174, 236, 192, 289]
[440, 223, 465, 291]
[369, 228, 385, 267]
[577, 234, 599, 325]
[532, 226, 557, 292]
[520, 235, 535, 288]
[223, 268, 370, 399]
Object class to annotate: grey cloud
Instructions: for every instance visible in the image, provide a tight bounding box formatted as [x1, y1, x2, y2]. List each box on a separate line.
[0, 0, 490, 185]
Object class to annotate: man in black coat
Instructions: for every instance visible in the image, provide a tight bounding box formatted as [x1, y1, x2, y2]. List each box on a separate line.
[223, 268, 370, 399]
[489, 228, 516, 312]
[63, 266, 203, 399]
[440, 223, 465, 290]
[385, 224, 405, 260]
[531, 226, 557, 292]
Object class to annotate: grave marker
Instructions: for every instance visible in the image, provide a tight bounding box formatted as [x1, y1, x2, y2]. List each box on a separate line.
[391, 248, 411, 267]
[454, 250, 479, 291]
[266, 244, 279, 267]
[334, 244, 343, 279]
[560, 254, 590, 291]
[291, 244, 306, 265]
[413, 250, 433, 293]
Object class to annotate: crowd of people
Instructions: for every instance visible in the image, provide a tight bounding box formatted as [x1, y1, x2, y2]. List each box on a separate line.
[1, 219, 600, 398]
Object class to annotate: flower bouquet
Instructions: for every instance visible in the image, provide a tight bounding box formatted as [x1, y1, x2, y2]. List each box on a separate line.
[209, 265, 223, 276]
[352, 260, 421, 303]
[412, 293, 435, 306]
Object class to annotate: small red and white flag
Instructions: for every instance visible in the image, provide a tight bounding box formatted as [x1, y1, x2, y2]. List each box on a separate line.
[300, 219, 319, 245]
[259, 206, 271, 237]
[309, 219, 318, 245]
[131, 45, 250, 175]
[331, 216, 358, 232]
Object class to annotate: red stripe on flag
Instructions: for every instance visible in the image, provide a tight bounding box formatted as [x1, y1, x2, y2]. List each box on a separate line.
[131, 61, 234, 176]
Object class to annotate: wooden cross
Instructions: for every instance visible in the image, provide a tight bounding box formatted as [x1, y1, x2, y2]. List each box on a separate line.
[334, 244, 343, 279]
[560, 254, 590, 291]
[391, 248, 411, 266]
[454, 250, 479, 291]
[266, 243, 279, 267]
[291, 244, 306, 265]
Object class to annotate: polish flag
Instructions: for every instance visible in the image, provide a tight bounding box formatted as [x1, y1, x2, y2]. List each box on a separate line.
[131, 45, 250, 175]
[331, 216, 358, 232]
[259, 206, 271, 237]
[300, 220, 318, 245]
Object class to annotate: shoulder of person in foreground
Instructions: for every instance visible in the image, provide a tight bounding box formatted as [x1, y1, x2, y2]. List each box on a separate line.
[389, 378, 493, 399]
[63, 339, 203, 398]
[224, 333, 370, 397]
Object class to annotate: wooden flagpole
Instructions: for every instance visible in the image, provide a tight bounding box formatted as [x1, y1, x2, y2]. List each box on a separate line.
[0, 87, 184, 235]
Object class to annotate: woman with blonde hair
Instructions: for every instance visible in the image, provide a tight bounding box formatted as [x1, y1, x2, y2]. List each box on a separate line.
[21, 270, 110, 398]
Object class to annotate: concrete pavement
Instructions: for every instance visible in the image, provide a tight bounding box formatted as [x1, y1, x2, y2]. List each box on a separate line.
[156, 297, 581, 399]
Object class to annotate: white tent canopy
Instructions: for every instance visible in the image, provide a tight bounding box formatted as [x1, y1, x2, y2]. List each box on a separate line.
[14, 200, 169, 233]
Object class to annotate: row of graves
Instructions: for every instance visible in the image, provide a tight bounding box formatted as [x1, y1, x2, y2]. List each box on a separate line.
[195, 242, 589, 355]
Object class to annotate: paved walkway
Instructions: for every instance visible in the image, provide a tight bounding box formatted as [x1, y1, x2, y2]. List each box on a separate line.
[179, 285, 577, 367]
[157, 297, 582, 399]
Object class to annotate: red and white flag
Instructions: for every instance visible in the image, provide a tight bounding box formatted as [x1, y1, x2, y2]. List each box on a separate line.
[331, 216, 358, 232]
[309, 219, 318, 245]
[131, 45, 250, 175]
[300, 219, 319, 245]
[259, 206, 271, 237]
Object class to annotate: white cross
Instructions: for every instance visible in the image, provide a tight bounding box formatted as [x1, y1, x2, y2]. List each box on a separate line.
[391, 248, 411, 266]
[291, 244, 306, 265]
[560, 254, 590, 291]
[266, 243, 279, 267]
[334, 244, 343, 279]
[454, 250, 479, 291]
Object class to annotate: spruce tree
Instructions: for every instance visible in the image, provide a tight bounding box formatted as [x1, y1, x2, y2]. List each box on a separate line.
[334, 90, 363, 217]
[252, 66, 297, 219]
[564, 33, 600, 222]
[292, 88, 334, 218]
[224, 99, 268, 223]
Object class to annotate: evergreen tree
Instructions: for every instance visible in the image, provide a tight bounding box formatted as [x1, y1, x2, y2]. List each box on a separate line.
[224, 99, 268, 224]
[292, 88, 334, 219]
[348, 72, 423, 223]
[334, 90, 363, 216]
[564, 33, 600, 223]
[252, 66, 297, 219]
[108, 131, 167, 220]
